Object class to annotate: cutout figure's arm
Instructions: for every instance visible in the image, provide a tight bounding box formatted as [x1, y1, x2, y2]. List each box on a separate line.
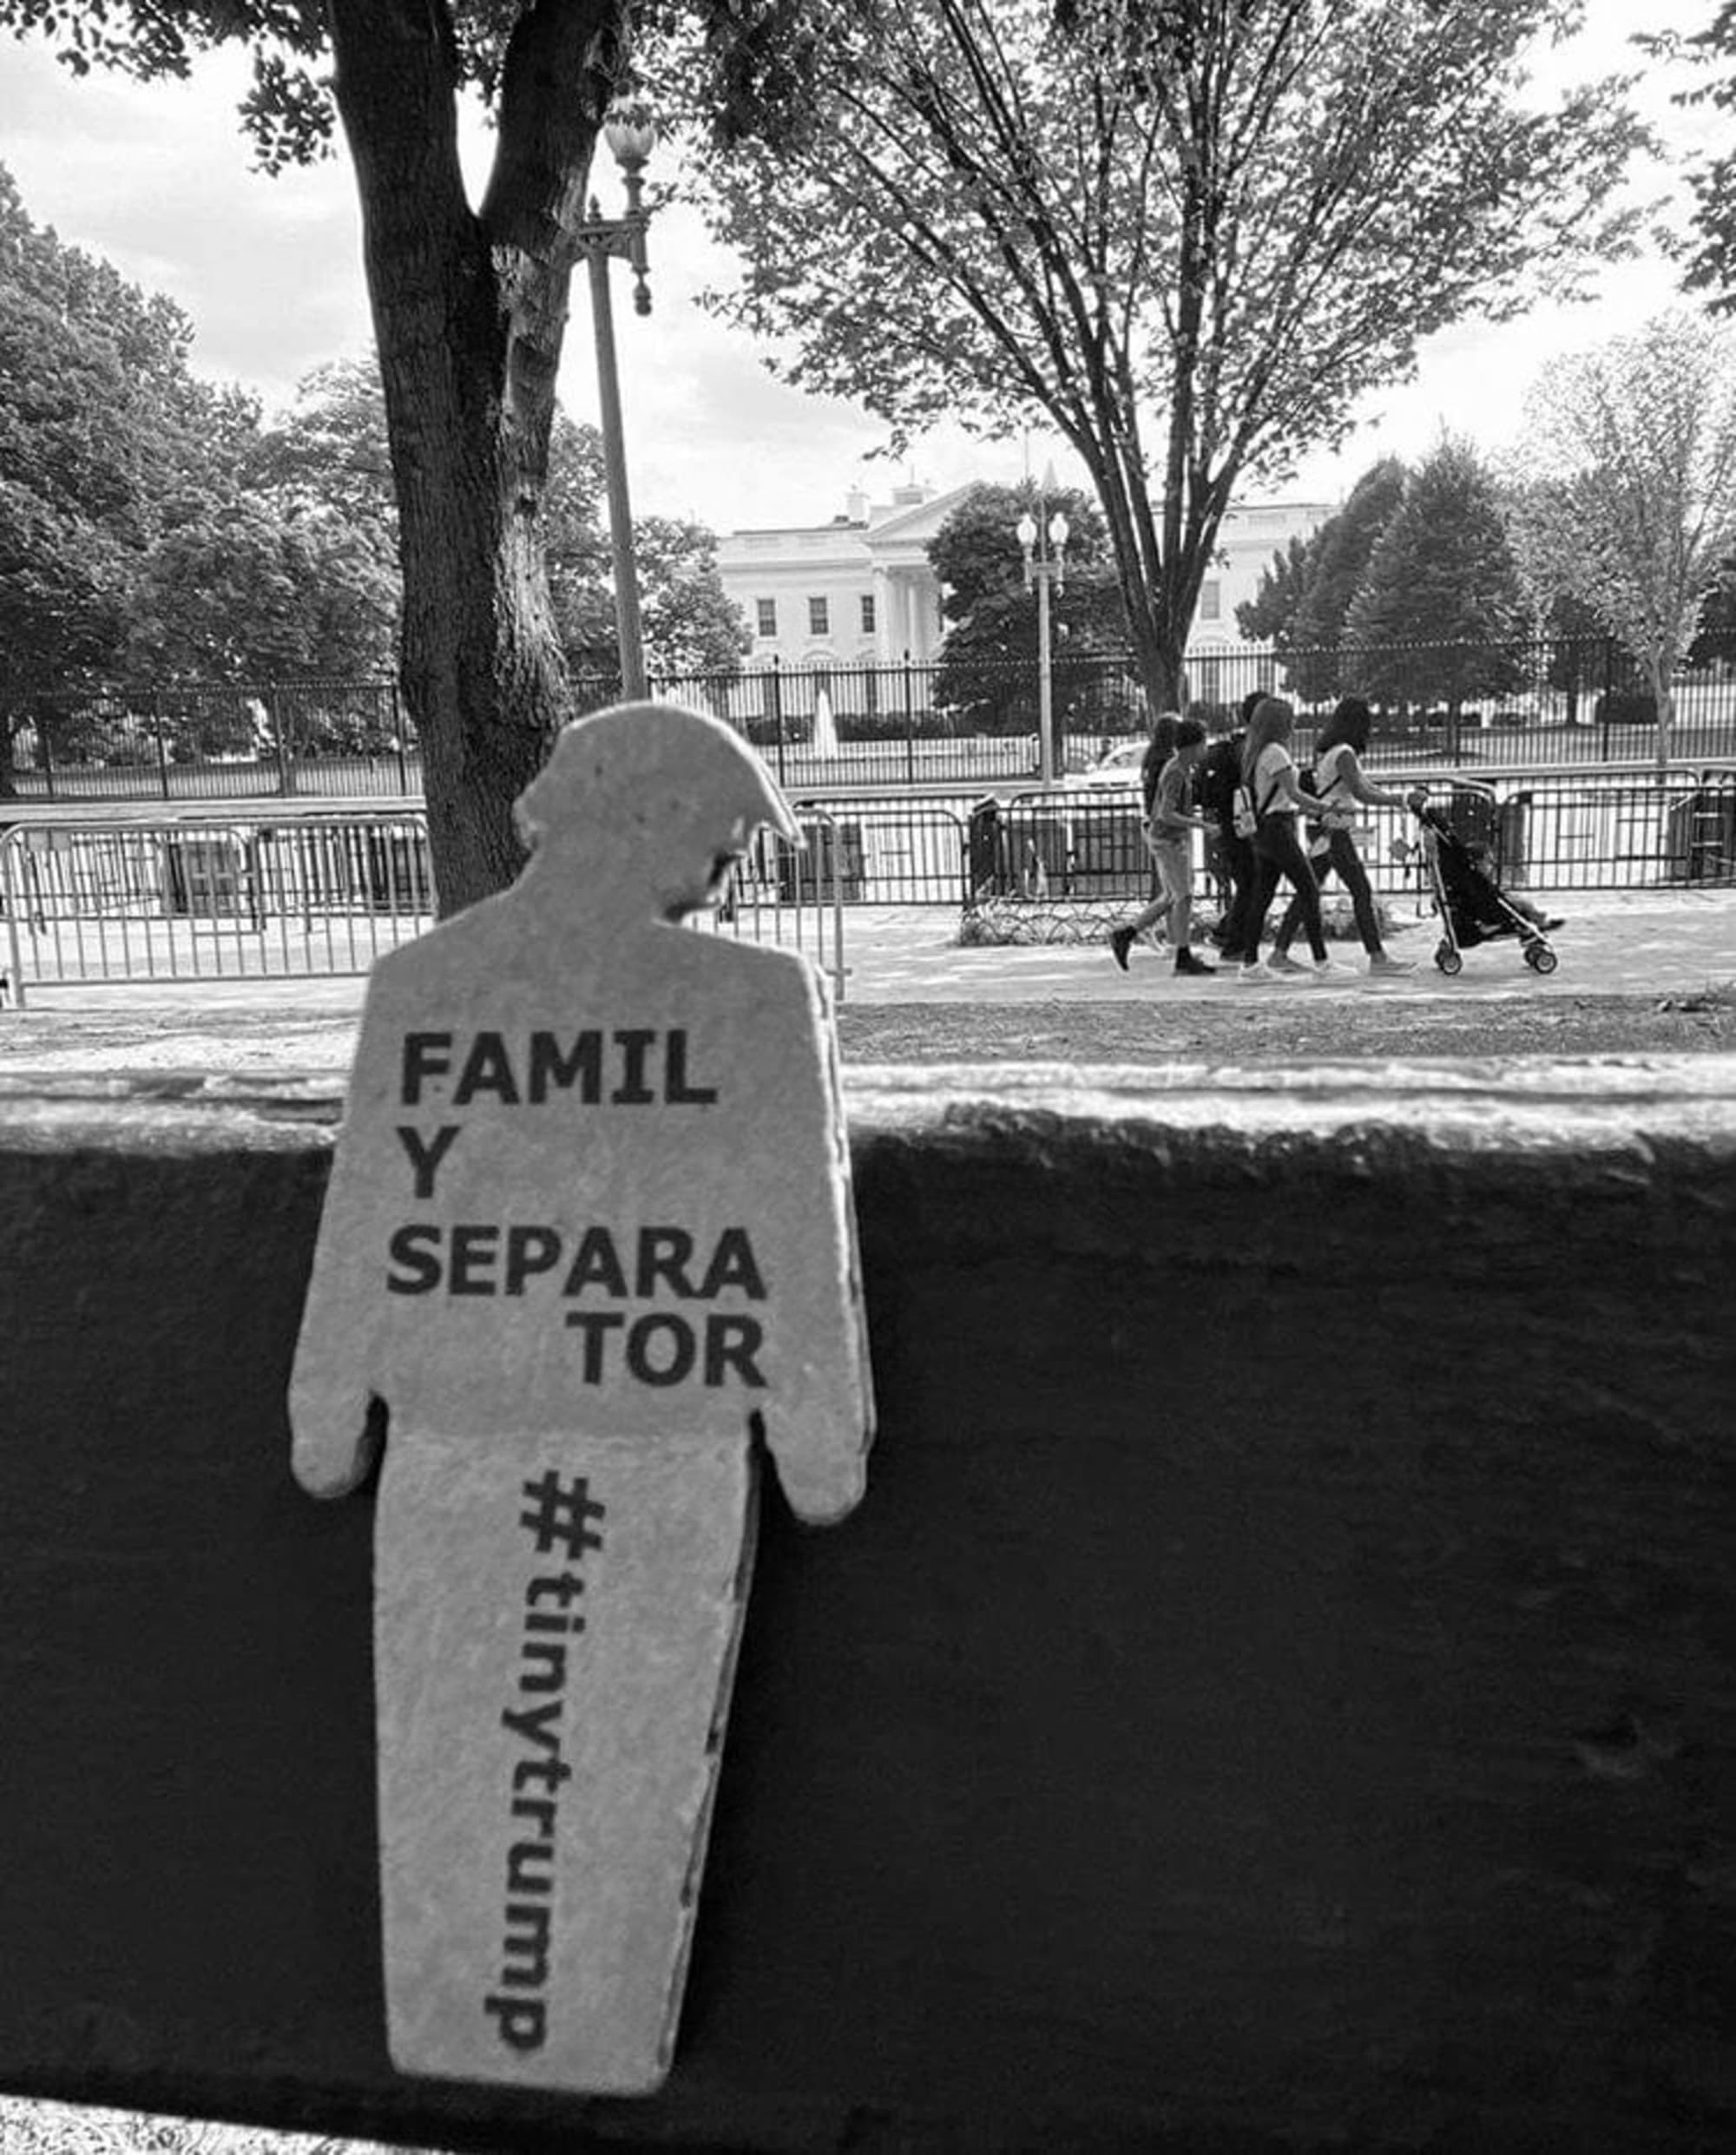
[289, 980, 405, 1498]
[753, 965, 875, 1526]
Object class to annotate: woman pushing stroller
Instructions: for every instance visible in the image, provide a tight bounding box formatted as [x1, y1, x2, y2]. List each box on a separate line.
[1266, 696, 1417, 978]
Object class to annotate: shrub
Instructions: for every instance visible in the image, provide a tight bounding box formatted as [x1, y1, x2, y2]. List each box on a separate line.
[1591, 690, 1659, 726]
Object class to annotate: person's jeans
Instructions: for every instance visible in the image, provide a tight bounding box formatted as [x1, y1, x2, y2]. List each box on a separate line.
[1277, 826, 1383, 956]
[1212, 828, 1258, 960]
[1243, 817, 1325, 963]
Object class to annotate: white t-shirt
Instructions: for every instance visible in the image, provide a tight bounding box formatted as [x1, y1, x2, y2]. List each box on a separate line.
[1313, 741, 1358, 810]
[1253, 740, 1298, 818]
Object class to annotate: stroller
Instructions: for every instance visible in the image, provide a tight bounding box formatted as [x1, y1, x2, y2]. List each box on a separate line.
[1409, 795, 1559, 976]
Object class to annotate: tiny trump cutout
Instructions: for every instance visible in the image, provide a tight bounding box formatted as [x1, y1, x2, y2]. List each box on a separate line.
[289, 703, 874, 2093]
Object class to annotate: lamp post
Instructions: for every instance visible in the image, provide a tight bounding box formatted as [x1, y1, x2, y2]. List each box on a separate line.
[575, 114, 657, 700]
[1016, 489, 1071, 785]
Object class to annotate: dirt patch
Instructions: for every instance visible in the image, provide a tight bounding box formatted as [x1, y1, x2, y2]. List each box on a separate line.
[836, 993, 1736, 1064]
[3, 990, 1734, 1077]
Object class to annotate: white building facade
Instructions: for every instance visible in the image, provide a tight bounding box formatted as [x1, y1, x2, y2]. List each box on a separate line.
[717, 484, 1333, 671]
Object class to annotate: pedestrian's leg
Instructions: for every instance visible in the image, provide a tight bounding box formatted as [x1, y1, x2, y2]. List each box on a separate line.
[1109, 831, 1172, 969]
[1330, 832, 1384, 955]
[1217, 833, 1251, 960]
[1267, 844, 1337, 965]
[1167, 851, 1191, 949]
[1269, 820, 1327, 963]
[1239, 843, 1282, 974]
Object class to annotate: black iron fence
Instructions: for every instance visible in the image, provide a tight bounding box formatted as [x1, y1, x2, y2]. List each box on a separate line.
[968, 768, 1736, 907]
[6, 634, 1736, 802]
[0, 680, 414, 803]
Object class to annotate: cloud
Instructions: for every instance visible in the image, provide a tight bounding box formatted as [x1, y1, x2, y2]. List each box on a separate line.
[0, 0, 1717, 533]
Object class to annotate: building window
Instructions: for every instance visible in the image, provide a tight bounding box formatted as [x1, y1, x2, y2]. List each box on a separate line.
[1200, 579, 1221, 621]
[808, 595, 830, 636]
[860, 594, 876, 634]
[755, 598, 776, 637]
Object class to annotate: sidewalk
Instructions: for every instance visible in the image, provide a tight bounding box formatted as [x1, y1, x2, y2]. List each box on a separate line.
[3, 888, 1733, 1074]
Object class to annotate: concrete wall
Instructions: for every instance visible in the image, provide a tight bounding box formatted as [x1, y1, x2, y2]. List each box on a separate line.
[2, 1064, 1733, 2151]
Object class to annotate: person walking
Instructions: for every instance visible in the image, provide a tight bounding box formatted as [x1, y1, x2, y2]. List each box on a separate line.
[1235, 696, 1333, 984]
[1111, 716, 1217, 976]
[1108, 712, 1180, 969]
[1269, 697, 1417, 976]
[1195, 688, 1262, 965]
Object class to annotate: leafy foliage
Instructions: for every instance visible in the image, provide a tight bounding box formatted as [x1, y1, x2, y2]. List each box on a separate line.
[0, 1, 822, 909]
[1285, 458, 1409, 699]
[0, 159, 261, 787]
[929, 480, 1129, 733]
[674, 0, 1647, 710]
[1344, 437, 1527, 707]
[1235, 531, 1319, 651]
[1636, 3, 1736, 313]
[1506, 309, 1736, 746]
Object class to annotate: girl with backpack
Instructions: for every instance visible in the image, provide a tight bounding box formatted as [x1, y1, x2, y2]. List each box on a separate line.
[1234, 696, 1332, 983]
[1267, 697, 1417, 976]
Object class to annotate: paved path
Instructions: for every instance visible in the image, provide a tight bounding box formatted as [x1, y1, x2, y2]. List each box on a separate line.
[3, 889, 1733, 1074]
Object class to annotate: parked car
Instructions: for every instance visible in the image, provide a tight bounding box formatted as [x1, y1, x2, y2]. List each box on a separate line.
[1065, 739, 1147, 790]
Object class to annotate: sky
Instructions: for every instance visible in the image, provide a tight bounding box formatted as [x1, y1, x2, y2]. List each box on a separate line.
[0, 2, 1725, 535]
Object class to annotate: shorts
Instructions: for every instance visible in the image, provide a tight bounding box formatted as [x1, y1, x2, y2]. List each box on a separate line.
[1144, 830, 1192, 903]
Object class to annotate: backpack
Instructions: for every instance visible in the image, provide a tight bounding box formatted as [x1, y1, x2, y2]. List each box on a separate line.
[1195, 735, 1243, 826]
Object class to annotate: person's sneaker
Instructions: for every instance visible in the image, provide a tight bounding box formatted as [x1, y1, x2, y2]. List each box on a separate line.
[1238, 963, 1274, 985]
[1542, 916, 1565, 932]
[1265, 951, 1309, 976]
[1174, 948, 1217, 976]
[1367, 952, 1417, 976]
[1108, 925, 1135, 972]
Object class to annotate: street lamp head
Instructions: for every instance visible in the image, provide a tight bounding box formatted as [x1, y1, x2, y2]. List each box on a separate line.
[1016, 511, 1038, 552]
[604, 110, 659, 178]
[1048, 510, 1070, 550]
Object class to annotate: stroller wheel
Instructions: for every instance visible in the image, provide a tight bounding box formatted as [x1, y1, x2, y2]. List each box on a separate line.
[1434, 941, 1463, 976]
[1524, 942, 1559, 976]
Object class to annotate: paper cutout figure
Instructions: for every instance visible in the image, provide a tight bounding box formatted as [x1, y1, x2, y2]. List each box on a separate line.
[289, 703, 874, 2094]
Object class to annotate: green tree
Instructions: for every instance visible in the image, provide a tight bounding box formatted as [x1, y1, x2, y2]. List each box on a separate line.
[675, 0, 1644, 721]
[1540, 588, 1636, 725]
[929, 481, 1128, 736]
[0, 1, 816, 911]
[0, 161, 245, 791]
[247, 358, 400, 538]
[1235, 530, 1319, 653]
[636, 516, 750, 679]
[1638, 5, 1736, 311]
[1507, 311, 1736, 764]
[1343, 436, 1527, 746]
[127, 495, 401, 687]
[1286, 458, 1408, 700]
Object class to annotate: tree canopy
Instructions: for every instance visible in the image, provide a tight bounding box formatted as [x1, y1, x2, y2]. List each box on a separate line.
[0, 0, 815, 910]
[927, 479, 1128, 734]
[1234, 532, 1319, 654]
[1343, 435, 1527, 716]
[677, 0, 1647, 713]
[1506, 308, 1736, 758]
[1639, 3, 1736, 312]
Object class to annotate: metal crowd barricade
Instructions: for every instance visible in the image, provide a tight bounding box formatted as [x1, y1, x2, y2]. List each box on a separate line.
[789, 796, 974, 906]
[700, 804, 849, 1003]
[3, 808, 852, 1011]
[0, 811, 438, 1005]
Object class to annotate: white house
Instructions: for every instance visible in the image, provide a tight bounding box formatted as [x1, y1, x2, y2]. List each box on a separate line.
[717, 483, 1334, 670]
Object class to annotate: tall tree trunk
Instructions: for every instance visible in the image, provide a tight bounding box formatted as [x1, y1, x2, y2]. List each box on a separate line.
[328, 0, 624, 917]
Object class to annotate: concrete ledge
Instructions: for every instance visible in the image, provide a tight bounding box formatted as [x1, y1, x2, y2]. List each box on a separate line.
[3, 1063, 1734, 2152]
